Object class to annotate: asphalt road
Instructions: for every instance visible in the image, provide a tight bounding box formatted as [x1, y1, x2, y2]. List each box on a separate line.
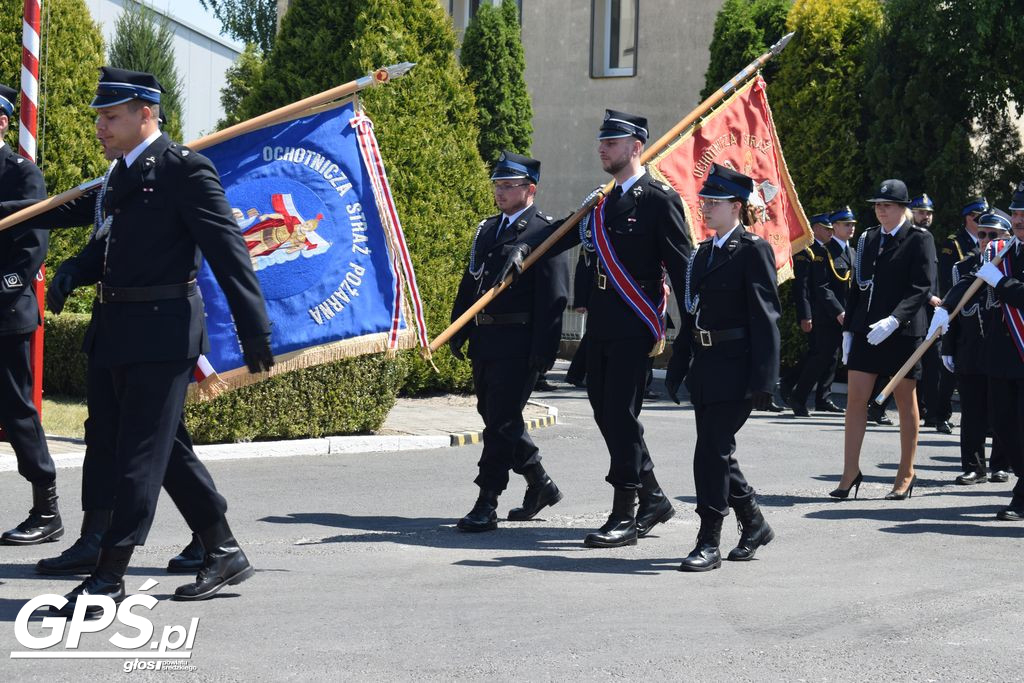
[1, 381, 1021, 681]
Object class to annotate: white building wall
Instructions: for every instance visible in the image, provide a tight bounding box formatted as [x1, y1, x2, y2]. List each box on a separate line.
[84, 0, 242, 141]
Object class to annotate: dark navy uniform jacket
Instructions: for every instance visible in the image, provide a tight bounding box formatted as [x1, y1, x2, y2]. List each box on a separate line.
[844, 220, 937, 338]
[0, 133, 270, 366]
[451, 204, 568, 365]
[941, 254, 987, 375]
[938, 228, 978, 294]
[811, 239, 853, 324]
[0, 144, 47, 335]
[553, 171, 691, 343]
[791, 244, 816, 321]
[944, 243, 1024, 379]
[673, 224, 781, 404]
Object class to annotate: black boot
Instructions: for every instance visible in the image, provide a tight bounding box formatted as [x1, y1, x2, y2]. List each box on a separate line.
[457, 490, 499, 532]
[166, 533, 205, 573]
[507, 466, 563, 521]
[997, 497, 1024, 521]
[635, 471, 675, 538]
[727, 498, 775, 561]
[584, 489, 638, 548]
[53, 545, 132, 618]
[2, 482, 63, 545]
[36, 510, 112, 575]
[173, 518, 255, 601]
[678, 514, 723, 572]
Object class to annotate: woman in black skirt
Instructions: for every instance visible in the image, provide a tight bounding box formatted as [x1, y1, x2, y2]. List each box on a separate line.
[833, 179, 936, 500]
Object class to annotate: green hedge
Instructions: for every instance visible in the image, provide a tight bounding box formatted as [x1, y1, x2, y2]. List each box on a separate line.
[42, 312, 89, 397]
[40, 311, 406, 443]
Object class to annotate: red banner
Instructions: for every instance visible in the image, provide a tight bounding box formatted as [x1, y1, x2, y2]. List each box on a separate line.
[651, 76, 810, 282]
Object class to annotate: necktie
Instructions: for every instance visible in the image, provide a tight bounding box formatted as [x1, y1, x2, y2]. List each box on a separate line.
[707, 244, 719, 267]
[495, 216, 509, 239]
[607, 185, 623, 205]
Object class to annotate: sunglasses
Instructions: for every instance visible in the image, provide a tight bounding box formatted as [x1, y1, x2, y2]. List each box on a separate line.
[977, 230, 1006, 239]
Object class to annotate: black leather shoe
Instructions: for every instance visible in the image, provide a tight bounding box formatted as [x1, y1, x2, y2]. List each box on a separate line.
[727, 498, 774, 561]
[990, 471, 1010, 483]
[167, 533, 205, 573]
[762, 399, 785, 413]
[787, 398, 809, 418]
[996, 503, 1024, 521]
[678, 515, 722, 572]
[635, 471, 675, 538]
[2, 482, 63, 545]
[867, 408, 893, 425]
[565, 375, 586, 388]
[53, 546, 132, 618]
[935, 420, 954, 434]
[815, 400, 845, 414]
[584, 489, 637, 548]
[955, 471, 987, 485]
[36, 510, 111, 575]
[534, 377, 558, 392]
[173, 519, 255, 601]
[457, 490, 499, 532]
[508, 467, 563, 521]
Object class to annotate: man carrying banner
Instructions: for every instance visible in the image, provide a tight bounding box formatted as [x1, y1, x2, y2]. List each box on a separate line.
[0, 83, 62, 547]
[930, 190, 1024, 519]
[450, 152, 569, 532]
[0, 67, 274, 613]
[665, 164, 780, 571]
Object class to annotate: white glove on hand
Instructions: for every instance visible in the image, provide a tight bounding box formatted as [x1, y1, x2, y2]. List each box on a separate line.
[941, 355, 955, 373]
[842, 331, 853, 365]
[867, 316, 899, 345]
[977, 261, 1005, 288]
[927, 307, 950, 339]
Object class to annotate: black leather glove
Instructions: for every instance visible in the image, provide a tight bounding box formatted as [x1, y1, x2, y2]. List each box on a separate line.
[46, 271, 75, 315]
[751, 390, 773, 412]
[496, 243, 531, 283]
[449, 334, 467, 362]
[241, 334, 274, 374]
[664, 354, 686, 405]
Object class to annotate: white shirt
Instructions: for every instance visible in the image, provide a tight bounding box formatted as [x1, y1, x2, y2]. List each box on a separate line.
[832, 237, 848, 250]
[617, 168, 646, 195]
[501, 204, 531, 228]
[122, 129, 162, 169]
[712, 224, 740, 248]
[881, 223, 902, 238]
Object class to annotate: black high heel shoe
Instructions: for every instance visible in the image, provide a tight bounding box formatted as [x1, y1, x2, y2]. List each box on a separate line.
[885, 474, 916, 500]
[829, 471, 863, 500]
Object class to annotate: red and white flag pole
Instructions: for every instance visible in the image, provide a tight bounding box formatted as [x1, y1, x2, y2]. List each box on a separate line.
[21, 0, 44, 415]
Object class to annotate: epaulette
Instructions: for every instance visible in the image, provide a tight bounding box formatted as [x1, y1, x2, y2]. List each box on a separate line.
[910, 225, 928, 232]
[647, 178, 674, 195]
[14, 157, 23, 164]
[168, 142, 193, 158]
[946, 233, 957, 241]
[741, 232, 761, 242]
[536, 212, 553, 223]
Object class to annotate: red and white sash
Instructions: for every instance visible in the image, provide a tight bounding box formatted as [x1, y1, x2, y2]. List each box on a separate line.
[988, 239, 1024, 361]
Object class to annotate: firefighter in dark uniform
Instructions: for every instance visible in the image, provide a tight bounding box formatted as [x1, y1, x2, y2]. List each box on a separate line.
[934, 210, 1012, 484]
[786, 212, 846, 416]
[0, 68, 274, 614]
[833, 179, 936, 501]
[450, 152, 569, 532]
[564, 251, 594, 387]
[665, 164, 780, 572]
[779, 221, 815, 407]
[931, 197, 989, 433]
[0, 84, 62, 547]
[542, 110, 690, 547]
[910, 193, 947, 431]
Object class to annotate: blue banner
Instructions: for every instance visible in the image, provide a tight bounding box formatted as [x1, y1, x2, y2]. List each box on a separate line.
[197, 101, 412, 380]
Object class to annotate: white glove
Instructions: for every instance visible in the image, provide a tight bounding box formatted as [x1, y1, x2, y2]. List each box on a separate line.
[927, 307, 950, 339]
[977, 261, 1005, 288]
[941, 355, 955, 373]
[867, 316, 899, 345]
[842, 331, 853, 365]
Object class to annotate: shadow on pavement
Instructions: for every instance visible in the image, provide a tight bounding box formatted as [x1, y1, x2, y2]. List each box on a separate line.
[259, 512, 586, 551]
[453, 555, 681, 575]
[805, 503, 1024, 537]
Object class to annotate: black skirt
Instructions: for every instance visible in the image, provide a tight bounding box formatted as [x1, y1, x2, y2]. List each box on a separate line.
[847, 333, 923, 380]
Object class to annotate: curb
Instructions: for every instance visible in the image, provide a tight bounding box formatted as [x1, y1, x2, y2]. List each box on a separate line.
[448, 399, 559, 447]
[3, 400, 563, 472]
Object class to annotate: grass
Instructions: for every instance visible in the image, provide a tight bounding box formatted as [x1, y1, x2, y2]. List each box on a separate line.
[41, 394, 87, 439]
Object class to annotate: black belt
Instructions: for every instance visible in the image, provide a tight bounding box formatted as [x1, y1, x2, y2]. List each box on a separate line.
[692, 327, 747, 347]
[97, 280, 197, 303]
[474, 312, 530, 325]
[594, 263, 662, 291]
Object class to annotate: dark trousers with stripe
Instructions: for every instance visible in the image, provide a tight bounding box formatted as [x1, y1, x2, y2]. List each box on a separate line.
[472, 356, 541, 493]
[0, 333, 55, 485]
[586, 335, 654, 490]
